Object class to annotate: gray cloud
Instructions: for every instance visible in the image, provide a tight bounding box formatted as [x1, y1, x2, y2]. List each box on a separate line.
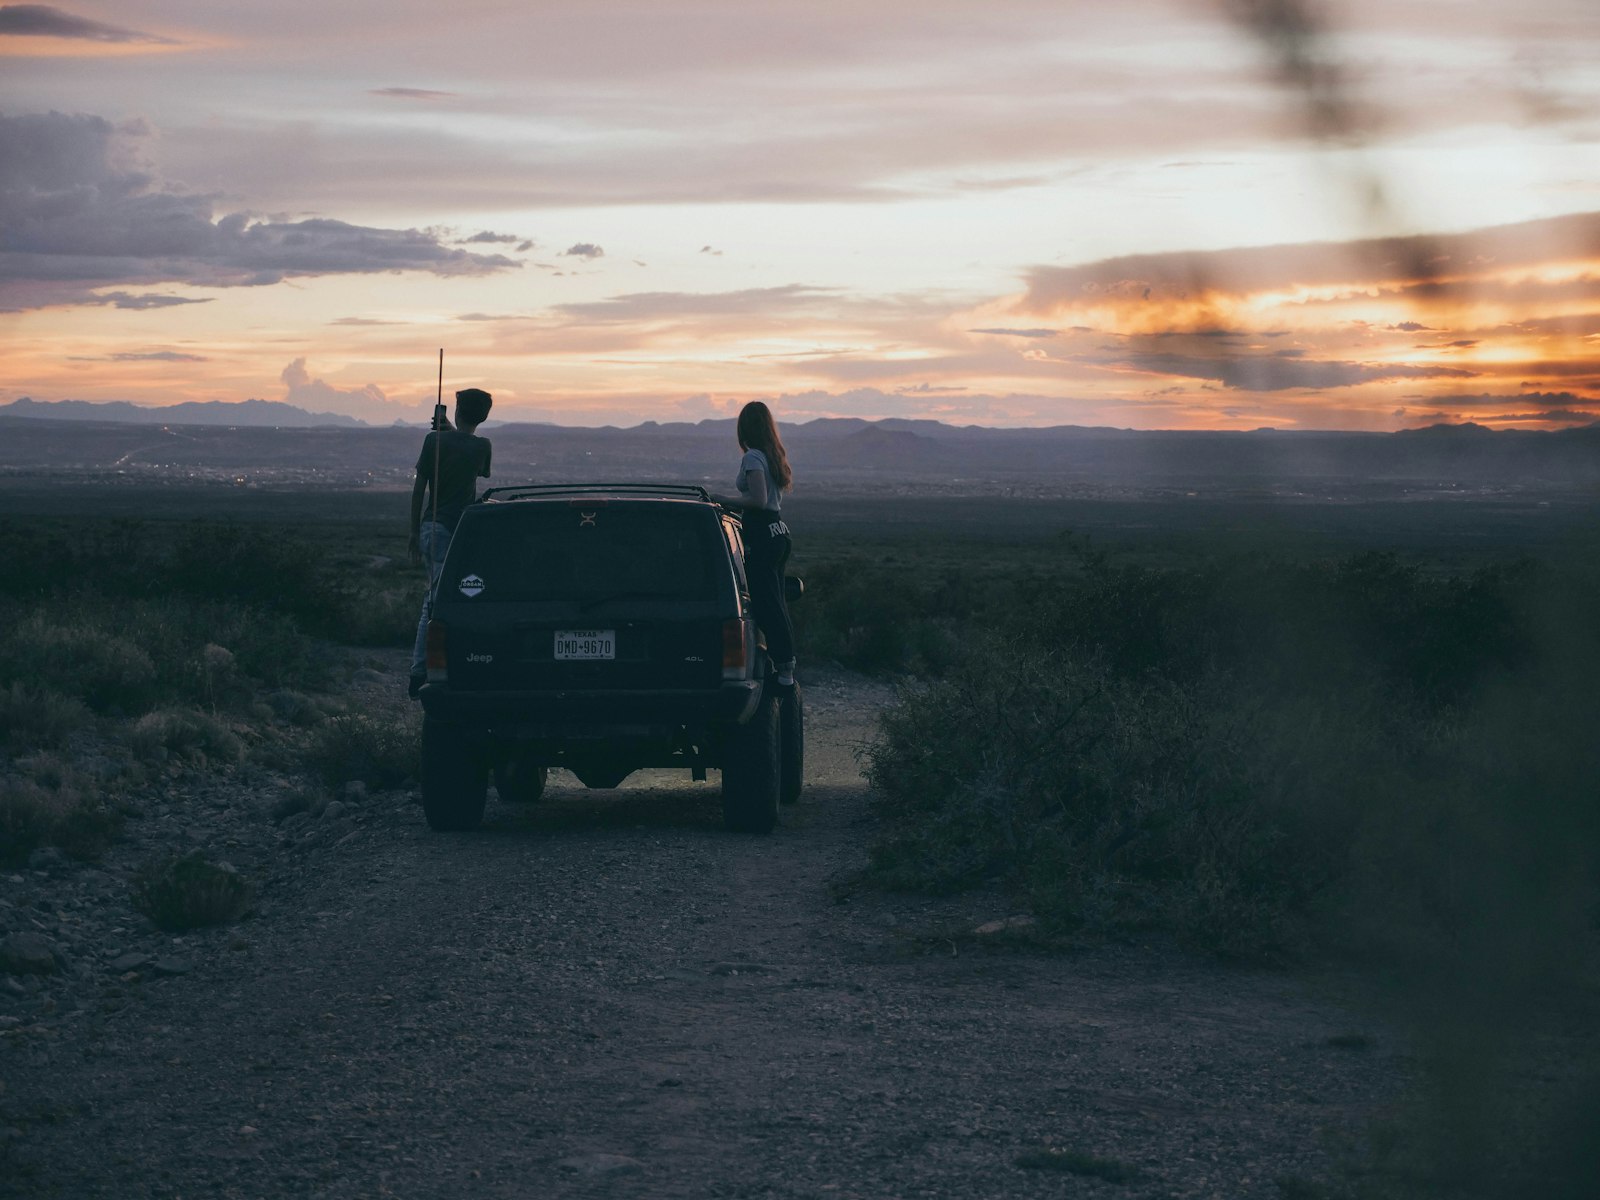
[969, 327, 1057, 338]
[555, 284, 836, 322]
[1021, 212, 1600, 311]
[66, 349, 208, 362]
[1425, 391, 1598, 411]
[460, 230, 524, 245]
[92, 292, 214, 310]
[0, 4, 174, 43]
[0, 111, 518, 311]
[1473, 410, 1600, 425]
[563, 243, 605, 259]
[1117, 352, 1478, 392]
[369, 87, 456, 100]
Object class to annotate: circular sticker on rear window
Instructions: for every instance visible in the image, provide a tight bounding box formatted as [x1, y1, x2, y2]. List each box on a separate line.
[458, 574, 484, 597]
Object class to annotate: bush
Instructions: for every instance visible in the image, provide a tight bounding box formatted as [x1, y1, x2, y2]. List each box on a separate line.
[793, 559, 971, 675]
[24, 616, 158, 714]
[0, 682, 91, 750]
[301, 712, 419, 791]
[328, 584, 418, 648]
[865, 550, 1600, 958]
[862, 545, 1600, 1196]
[0, 778, 63, 864]
[864, 644, 1322, 958]
[131, 852, 252, 930]
[128, 708, 245, 766]
[0, 763, 122, 864]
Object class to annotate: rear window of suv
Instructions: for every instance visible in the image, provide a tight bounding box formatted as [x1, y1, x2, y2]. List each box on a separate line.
[444, 502, 723, 603]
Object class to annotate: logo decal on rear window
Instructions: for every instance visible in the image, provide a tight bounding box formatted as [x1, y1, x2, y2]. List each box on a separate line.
[458, 574, 485, 597]
[579, 512, 597, 527]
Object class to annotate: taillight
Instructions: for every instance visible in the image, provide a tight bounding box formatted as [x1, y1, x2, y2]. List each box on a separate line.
[425, 620, 448, 681]
[721, 618, 749, 678]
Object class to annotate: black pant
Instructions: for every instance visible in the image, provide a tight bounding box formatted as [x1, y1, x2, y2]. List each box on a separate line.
[743, 508, 795, 668]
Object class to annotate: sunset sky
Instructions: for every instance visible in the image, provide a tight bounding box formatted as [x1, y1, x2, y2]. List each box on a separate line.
[3, 0, 1599, 429]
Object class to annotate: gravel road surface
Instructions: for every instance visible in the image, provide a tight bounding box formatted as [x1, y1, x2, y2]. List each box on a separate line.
[1, 663, 1399, 1198]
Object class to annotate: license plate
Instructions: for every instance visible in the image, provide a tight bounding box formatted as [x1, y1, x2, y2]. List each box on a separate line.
[553, 630, 615, 660]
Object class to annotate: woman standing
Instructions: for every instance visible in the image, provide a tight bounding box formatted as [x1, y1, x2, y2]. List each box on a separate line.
[717, 401, 796, 689]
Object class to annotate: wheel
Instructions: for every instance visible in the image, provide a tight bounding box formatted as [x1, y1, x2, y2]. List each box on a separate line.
[494, 751, 548, 804]
[421, 718, 488, 831]
[721, 688, 780, 833]
[779, 682, 804, 806]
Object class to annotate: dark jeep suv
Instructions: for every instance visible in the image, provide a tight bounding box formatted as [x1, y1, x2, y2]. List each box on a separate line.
[416, 484, 803, 833]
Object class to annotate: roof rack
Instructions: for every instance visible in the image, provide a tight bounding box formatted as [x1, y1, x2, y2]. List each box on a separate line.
[480, 482, 713, 504]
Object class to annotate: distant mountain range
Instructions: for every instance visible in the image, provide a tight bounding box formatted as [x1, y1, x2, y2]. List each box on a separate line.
[2, 397, 1597, 493]
[1, 396, 368, 428]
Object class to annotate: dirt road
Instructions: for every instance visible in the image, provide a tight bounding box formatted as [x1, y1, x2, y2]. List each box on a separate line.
[1, 666, 1398, 1198]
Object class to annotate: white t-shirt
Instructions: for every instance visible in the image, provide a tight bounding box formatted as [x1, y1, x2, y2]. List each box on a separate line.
[737, 447, 782, 512]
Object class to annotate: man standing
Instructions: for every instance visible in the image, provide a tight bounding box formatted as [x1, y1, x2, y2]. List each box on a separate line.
[408, 387, 493, 697]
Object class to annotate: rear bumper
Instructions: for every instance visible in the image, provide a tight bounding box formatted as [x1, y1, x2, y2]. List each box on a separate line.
[419, 679, 761, 731]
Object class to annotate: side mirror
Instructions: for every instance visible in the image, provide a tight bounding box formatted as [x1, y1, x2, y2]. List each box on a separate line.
[784, 576, 804, 603]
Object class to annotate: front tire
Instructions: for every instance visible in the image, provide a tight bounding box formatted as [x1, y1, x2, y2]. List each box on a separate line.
[779, 682, 804, 806]
[722, 688, 780, 833]
[422, 718, 488, 831]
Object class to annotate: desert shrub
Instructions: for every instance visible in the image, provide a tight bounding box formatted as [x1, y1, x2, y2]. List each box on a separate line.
[865, 643, 1329, 957]
[0, 681, 91, 750]
[263, 688, 329, 726]
[165, 522, 333, 619]
[110, 597, 325, 697]
[131, 852, 252, 930]
[268, 781, 326, 822]
[301, 712, 419, 790]
[128, 708, 244, 766]
[0, 778, 61, 864]
[330, 583, 418, 648]
[864, 547, 1599, 959]
[0, 590, 329, 723]
[20, 615, 159, 714]
[0, 764, 121, 864]
[793, 558, 982, 675]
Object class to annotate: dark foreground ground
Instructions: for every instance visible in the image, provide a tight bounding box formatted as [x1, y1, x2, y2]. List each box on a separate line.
[0, 656, 1399, 1199]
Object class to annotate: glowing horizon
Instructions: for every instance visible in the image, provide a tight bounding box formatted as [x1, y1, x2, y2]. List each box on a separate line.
[3, 1, 1599, 431]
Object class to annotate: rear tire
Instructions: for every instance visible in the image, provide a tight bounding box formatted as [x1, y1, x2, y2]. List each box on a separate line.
[494, 752, 548, 804]
[422, 718, 488, 831]
[722, 688, 780, 833]
[779, 682, 804, 806]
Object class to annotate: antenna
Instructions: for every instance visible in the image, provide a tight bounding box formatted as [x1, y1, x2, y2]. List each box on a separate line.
[430, 348, 444, 601]
[432, 349, 444, 527]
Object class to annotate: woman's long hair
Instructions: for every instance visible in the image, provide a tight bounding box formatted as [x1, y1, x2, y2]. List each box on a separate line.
[736, 401, 792, 490]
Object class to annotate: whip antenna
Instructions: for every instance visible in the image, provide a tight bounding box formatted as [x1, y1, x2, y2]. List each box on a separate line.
[429, 348, 444, 603]
[432, 348, 444, 529]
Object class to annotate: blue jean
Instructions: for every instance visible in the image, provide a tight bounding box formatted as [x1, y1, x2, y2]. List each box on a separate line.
[410, 520, 451, 677]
